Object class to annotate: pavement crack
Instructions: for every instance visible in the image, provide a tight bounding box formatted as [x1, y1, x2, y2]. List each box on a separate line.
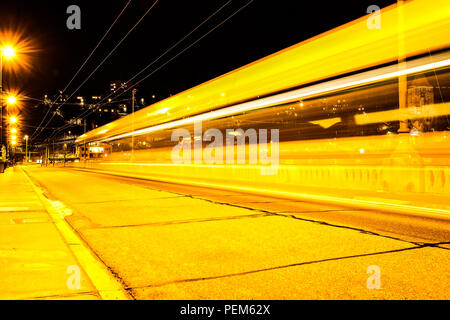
[419, 241, 450, 251]
[175, 194, 426, 246]
[125, 245, 427, 291]
[23, 291, 98, 300]
[90, 213, 271, 229]
[270, 212, 421, 245]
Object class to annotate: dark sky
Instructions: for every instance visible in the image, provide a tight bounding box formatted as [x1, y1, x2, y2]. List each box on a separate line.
[0, 0, 397, 141]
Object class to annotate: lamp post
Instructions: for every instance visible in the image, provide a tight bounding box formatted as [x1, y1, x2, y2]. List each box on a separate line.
[131, 88, 136, 161]
[1, 50, 3, 160]
[1, 46, 16, 162]
[6, 98, 17, 160]
[397, 0, 409, 134]
[24, 135, 28, 163]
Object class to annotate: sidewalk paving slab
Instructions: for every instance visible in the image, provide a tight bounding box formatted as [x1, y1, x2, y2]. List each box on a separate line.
[0, 167, 99, 300]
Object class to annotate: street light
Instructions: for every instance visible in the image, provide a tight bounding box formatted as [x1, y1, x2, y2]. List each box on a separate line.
[9, 116, 17, 124]
[2, 46, 15, 59]
[7, 95, 16, 105]
[1, 45, 17, 162]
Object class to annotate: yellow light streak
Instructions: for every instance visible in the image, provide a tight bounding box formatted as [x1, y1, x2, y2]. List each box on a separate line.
[78, 0, 450, 144]
[98, 57, 450, 143]
[77, 0, 450, 144]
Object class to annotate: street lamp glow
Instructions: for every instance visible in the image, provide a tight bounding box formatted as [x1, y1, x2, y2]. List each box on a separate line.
[2, 46, 15, 59]
[9, 116, 17, 124]
[11, 128, 17, 133]
[11, 135, 16, 141]
[11, 140, 17, 146]
[7, 95, 17, 104]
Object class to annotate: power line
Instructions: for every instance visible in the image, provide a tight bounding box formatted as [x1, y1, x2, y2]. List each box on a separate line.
[127, 0, 233, 86]
[62, 0, 234, 125]
[31, 0, 132, 141]
[63, 0, 254, 129]
[122, 0, 255, 97]
[51, 0, 159, 113]
[34, 0, 158, 141]
[59, 0, 133, 98]
[31, 1, 132, 141]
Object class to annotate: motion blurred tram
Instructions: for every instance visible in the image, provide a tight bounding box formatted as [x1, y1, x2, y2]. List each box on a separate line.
[74, 0, 450, 215]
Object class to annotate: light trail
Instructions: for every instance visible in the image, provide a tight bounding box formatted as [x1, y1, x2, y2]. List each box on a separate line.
[89, 56, 450, 143]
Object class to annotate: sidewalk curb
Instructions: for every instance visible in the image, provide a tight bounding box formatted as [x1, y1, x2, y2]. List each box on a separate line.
[22, 168, 130, 300]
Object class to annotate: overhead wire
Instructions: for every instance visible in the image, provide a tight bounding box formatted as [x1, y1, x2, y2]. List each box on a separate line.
[44, 0, 236, 139]
[34, 0, 159, 141]
[58, 0, 254, 134]
[30, 0, 132, 141]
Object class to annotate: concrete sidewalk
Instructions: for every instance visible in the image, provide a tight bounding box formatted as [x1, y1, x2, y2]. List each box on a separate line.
[0, 166, 99, 300]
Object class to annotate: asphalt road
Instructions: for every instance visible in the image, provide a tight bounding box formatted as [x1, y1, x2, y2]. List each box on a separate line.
[23, 166, 450, 299]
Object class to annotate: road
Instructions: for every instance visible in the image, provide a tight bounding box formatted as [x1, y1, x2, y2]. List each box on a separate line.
[23, 166, 450, 299]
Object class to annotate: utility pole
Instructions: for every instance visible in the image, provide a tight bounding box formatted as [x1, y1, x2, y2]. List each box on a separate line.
[397, 0, 409, 133]
[24, 135, 28, 163]
[131, 88, 137, 161]
[0, 51, 4, 162]
[0, 52, 2, 156]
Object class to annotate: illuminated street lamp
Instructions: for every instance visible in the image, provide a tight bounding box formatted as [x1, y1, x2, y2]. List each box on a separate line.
[2, 46, 15, 59]
[7, 95, 16, 105]
[11, 128, 17, 134]
[9, 116, 17, 124]
[1, 45, 17, 161]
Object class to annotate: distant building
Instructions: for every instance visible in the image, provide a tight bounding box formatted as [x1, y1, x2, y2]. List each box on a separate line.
[43, 80, 152, 147]
[407, 86, 434, 108]
[110, 80, 127, 93]
[407, 85, 435, 132]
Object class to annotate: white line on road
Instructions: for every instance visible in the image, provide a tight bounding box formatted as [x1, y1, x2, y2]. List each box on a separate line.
[0, 207, 30, 212]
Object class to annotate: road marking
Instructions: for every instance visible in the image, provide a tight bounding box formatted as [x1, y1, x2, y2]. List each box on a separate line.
[0, 207, 30, 212]
[11, 218, 50, 224]
[22, 168, 129, 300]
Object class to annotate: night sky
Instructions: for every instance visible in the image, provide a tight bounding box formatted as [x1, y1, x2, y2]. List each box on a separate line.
[0, 0, 397, 142]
